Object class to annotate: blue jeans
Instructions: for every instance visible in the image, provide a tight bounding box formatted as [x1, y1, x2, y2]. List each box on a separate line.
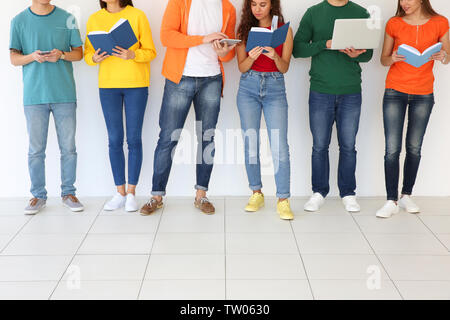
[152, 75, 223, 196]
[309, 90, 362, 198]
[383, 88, 434, 201]
[99, 87, 148, 186]
[24, 103, 77, 200]
[237, 70, 291, 199]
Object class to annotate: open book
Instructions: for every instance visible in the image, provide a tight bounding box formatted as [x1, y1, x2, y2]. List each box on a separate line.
[397, 42, 442, 68]
[245, 16, 290, 52]
[88, 18, 138, 55]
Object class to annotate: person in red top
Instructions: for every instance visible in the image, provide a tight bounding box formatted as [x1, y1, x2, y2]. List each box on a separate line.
[376, 0, 450, 218]
[236, 0, 294, 220]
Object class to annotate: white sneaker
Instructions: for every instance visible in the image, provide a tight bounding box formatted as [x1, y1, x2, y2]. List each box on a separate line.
[104, 193, 126, 211]
[398, 195, 420, 213]
[304, 193, 325, 212]
[125, 194, 138, 212]
[376, 200, 399, 218]
[342, 195, 361, 212]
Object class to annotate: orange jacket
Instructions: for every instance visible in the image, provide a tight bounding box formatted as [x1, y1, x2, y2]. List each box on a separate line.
[160, 0, 236, 89]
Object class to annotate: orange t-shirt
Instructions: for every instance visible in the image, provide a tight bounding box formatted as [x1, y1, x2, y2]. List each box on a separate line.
[385, 15, 449, 95]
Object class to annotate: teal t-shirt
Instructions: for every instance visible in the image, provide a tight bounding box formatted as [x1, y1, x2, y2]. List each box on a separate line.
[9, 6, 83, 106]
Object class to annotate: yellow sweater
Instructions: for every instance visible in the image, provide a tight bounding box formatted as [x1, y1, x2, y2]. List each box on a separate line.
[84, 6, 157, 88]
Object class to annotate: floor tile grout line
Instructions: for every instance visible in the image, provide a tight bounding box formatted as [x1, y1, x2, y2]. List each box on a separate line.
[137, 202, 165, 300]
[349, 212, 405, 300]
[416, 215, 450, 252]
[0, 214, 38, 255]
[289, 217, 316, 300]
[47, 198, 106, 300]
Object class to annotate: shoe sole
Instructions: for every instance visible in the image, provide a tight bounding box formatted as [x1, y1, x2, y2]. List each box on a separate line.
[245, 203, 265, 212]
[399, 204, 420, 214]
[194, 203, 215, 215]
[63, 203, 84, 212]
[24, 204, 46, 215]
[140, 203, 163, 216]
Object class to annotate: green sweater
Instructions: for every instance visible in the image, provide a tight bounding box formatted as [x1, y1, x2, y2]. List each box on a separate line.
[293, 1, 373, 94]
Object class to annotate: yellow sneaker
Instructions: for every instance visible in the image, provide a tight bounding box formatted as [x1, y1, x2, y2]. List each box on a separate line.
[277, 199, 294, 220]
[245, 193, 265, 212]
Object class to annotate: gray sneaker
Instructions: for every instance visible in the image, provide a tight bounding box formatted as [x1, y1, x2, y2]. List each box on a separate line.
[62, 195, 85, 212]
[24, 198, 46, 215]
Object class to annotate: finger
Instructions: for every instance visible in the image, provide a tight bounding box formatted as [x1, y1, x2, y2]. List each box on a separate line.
[95, 48, 101, 54]
[112, 48, 123, 54]
[115, 46, 126, 51]
[218, 32, 228, 38]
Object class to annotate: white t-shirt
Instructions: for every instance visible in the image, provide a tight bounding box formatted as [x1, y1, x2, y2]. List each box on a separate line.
[183, 0, 223, 77]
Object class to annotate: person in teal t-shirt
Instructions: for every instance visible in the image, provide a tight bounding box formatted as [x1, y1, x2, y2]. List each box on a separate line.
[293, 0, 373, 213]
[10, 0, 85, 214]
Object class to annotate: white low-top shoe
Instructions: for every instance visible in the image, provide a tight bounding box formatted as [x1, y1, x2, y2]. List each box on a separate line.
[304, 193, 325, 212]
[398, 195, 420, 213]
[125, 194, 138, 212]
[342, 195, 361, 212]
[376, 200, 399, 218]
[104, 193, 126, 211]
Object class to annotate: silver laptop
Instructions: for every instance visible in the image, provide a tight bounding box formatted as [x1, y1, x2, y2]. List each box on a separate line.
[331, 18, 383, 50]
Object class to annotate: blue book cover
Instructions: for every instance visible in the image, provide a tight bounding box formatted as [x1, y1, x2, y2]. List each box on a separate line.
[246, 22, 290, 52]
[88, 18, 138, 55]
[397, 42, 442, 68]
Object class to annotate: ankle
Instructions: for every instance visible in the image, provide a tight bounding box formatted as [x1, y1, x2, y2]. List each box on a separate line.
[253, 190, 263, 195]
[153, 196, 162, 203]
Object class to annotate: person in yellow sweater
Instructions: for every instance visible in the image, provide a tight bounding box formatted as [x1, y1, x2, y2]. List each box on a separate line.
[85, 0, 156, 212]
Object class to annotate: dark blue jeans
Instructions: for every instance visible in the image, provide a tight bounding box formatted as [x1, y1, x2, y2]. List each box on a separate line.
[383, 88, 434, 201]
[99, 87, 148, 186]
[309, 90, 362, 198]
[152, 75, 223, 196]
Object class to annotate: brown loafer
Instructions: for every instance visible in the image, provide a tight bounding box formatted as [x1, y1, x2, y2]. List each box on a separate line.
[140, 198, 163, 216]
[194, 197, 215, 215]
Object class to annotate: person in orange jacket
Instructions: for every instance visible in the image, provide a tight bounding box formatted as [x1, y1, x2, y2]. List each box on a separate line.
[140, 0, 236, 216]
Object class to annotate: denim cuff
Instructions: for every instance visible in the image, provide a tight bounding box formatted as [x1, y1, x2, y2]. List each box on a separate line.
[340, 192, 356, 198]
[151, 191, 166, 196]
[195, 185, 208, 192]
[250, 184, 263, 191]
[276, 193, 291, 199]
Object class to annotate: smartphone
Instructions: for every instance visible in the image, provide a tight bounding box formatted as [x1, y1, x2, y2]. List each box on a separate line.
[219, 39, 242, 45]
[39, 51, 52, 55]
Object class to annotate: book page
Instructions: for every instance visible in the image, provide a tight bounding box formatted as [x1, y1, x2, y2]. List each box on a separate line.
[110, 18, 127, 33]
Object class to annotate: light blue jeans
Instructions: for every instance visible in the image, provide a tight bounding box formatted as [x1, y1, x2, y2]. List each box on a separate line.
[237, 70, 291, 199]
[24, 103, 77, 200]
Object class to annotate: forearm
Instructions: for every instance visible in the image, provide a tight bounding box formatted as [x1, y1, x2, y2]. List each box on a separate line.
[352, 49, 373, 63]
[293, 39, 327, 58]
[10, 51, 34, 66]
[274, 55, 290, 73]
[134, 48, 157, 63]
[63, 49, 83, 62]
[238, 56, 255, 73]
[380, 55, 394, 67]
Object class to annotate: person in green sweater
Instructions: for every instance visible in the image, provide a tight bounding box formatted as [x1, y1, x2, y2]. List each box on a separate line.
[293, 0, 373, 213]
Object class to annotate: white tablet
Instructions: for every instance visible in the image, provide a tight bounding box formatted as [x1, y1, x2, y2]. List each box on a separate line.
[331, 18, 383, 50]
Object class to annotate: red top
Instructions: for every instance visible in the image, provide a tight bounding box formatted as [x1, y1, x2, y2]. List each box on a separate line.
[250, 24, 285, 72]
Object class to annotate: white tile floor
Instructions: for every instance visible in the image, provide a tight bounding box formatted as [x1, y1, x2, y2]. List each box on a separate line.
[0, 196, 449, 300]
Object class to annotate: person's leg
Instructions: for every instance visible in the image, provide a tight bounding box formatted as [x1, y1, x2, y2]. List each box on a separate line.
[335, 92, 362, 198]
[24, 104, 51, 200]
[382, 89, 408, 202]
[309, 90, 335, 198]
[151, 77, 196, 197]
[99, 88, 126, 191]
[262, 74, 290, 200]
[401, 93, 434, 196]
[193, 74, 222, 199]
[123, 87, 149, 190]
[237, 72, 263, 194]
[52, 103, 78, 197]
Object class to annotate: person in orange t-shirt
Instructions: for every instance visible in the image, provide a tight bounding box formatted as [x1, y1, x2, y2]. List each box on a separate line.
[140, 0, 236, 216]
[376, 0, 449, 218]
